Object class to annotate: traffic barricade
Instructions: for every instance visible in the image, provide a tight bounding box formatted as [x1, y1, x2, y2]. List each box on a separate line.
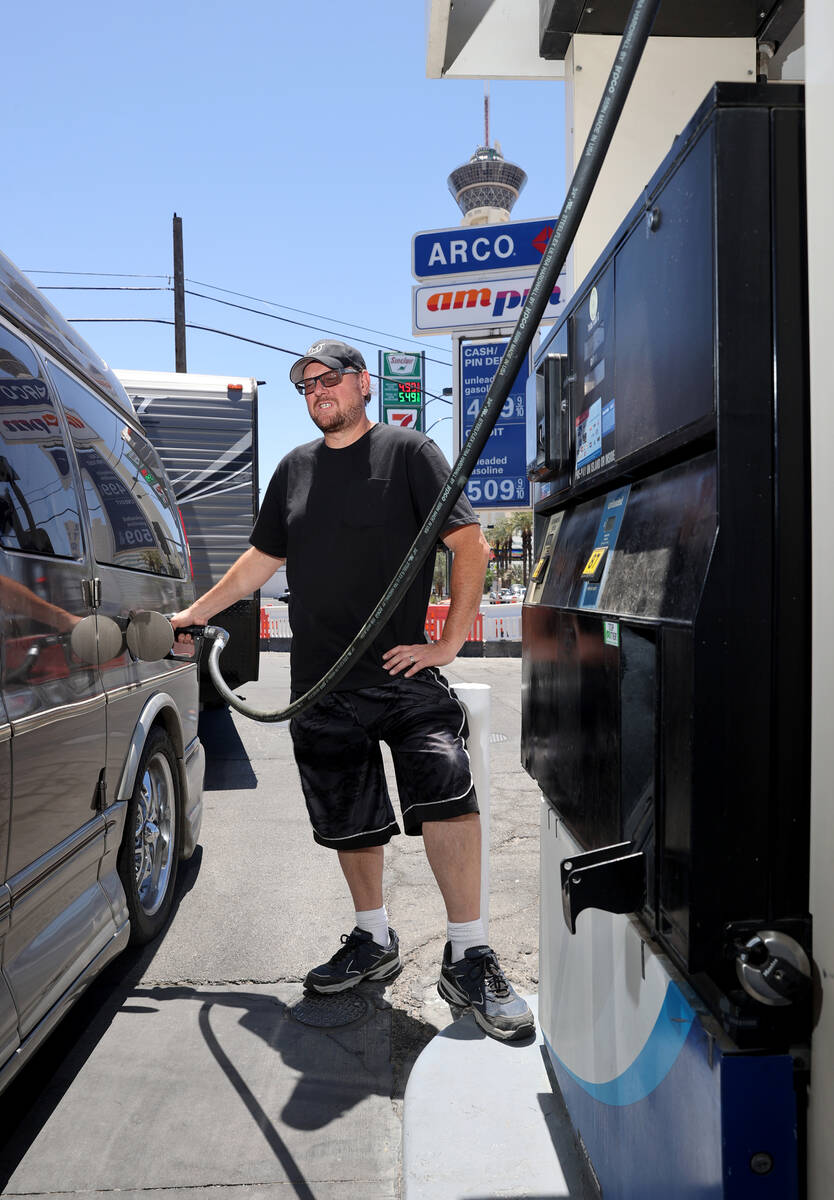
[425, 604, 483, 643]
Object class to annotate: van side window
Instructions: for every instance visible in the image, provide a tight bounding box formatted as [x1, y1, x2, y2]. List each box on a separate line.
[0, 323, 84, 558]
[46, 363, 186, 578]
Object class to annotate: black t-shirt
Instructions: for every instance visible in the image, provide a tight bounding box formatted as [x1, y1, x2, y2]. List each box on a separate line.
[250, 423, 478, 692]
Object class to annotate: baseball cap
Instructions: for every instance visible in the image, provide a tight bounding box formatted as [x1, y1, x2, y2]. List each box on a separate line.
[289, 340, 367, 386]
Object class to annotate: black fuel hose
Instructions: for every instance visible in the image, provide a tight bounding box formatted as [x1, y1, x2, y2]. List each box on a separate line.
[198, 0, 662, 721]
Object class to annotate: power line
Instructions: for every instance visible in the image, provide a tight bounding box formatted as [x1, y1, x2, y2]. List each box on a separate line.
[67, 317, 452, 404]
[25, 269, 170, 280]
[68, 316, 306, 358]
[184, 288, 454, 366]
[186, 275, 452, 358]
[43, 281, 451, 362]
[38, 285, 171, 292]
[41, 281, 449, 363]
[28, 268, 453, 360]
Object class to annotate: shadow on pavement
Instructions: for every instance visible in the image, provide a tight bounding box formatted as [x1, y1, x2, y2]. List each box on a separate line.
[132, 976, 438, 1117]
[0, 847, 204, 1190]
[135, 984, 343, 1200]
[0, 906, 442, 1197]
[199, 704, 258, 789]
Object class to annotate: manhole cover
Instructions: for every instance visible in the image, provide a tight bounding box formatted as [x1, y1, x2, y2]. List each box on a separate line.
[291, 992, 370, 1028]
[489, 732, 508, 743]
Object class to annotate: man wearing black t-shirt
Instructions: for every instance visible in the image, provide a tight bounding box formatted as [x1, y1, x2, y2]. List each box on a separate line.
[171, 340, 534, 1041]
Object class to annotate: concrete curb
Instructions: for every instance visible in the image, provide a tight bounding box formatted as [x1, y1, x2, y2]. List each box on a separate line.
[402, 997, 577, 1199]
[483, 639, 522, 657]
[261, 636, 292, 652]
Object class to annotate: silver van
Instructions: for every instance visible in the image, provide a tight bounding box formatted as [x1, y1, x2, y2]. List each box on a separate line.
[0, 250, 203, 1090]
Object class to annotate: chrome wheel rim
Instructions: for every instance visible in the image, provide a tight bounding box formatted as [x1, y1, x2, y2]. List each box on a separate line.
[133, 751, 176, 916]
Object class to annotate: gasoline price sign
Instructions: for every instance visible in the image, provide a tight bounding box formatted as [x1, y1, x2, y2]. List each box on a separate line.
[392, 379, 422, 404]
[459, 339, 530, 508]
[380, 349, 425, 431]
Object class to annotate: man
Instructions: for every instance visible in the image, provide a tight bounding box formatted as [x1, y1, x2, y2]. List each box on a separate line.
[171, 340, 534, 1042]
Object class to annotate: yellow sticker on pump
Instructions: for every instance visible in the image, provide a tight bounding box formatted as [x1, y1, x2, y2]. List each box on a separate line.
[532, 555, 549, 581]
[581, 546, 607, 578]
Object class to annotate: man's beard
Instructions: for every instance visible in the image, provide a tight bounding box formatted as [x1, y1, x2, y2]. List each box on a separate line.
[311, 397, 366, 433]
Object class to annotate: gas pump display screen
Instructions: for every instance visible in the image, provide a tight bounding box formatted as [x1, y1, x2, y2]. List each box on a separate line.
[553, 133, 715, 495]
[613, 134, 714, 461]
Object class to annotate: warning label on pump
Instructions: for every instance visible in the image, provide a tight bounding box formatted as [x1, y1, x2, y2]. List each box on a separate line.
[582, 547, 607, 579]
[603, 620, 620, 647]
[576, 397, 616, 481]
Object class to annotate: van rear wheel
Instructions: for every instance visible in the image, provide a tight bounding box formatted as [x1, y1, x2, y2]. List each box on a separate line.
[118, 727, 182, 944]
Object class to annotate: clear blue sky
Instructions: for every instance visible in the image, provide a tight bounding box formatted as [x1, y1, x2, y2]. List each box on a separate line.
[4, 0, 565, 487]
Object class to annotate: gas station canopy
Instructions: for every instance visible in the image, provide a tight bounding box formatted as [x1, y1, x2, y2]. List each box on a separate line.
[426, 0, 803, 77]
[539, 0, 803, 57]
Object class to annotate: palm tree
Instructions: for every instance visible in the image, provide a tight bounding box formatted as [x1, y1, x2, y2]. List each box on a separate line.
[483, 510, 533, 586]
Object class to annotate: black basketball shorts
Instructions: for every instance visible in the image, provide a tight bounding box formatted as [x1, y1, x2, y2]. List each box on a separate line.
[289, 668, 479, 849]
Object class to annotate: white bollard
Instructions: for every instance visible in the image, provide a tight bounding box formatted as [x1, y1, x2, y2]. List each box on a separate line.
[452, 682, 491, 939]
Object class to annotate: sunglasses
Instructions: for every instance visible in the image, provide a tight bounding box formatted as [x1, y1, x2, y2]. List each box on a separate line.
[295, 367, 360, 396]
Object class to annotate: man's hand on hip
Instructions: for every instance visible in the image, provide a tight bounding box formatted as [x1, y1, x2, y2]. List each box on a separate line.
[382, 640, 458, 678]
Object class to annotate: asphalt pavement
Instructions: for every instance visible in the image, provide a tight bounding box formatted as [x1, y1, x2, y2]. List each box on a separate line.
[0, 652, 581, 1199]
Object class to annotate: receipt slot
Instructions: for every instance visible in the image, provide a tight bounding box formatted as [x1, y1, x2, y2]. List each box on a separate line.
[522, 85, 810, 1200]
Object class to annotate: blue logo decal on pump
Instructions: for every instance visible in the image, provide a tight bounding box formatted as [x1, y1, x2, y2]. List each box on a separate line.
[578, 484, 631, 609]
[545, 980, 696, 1106]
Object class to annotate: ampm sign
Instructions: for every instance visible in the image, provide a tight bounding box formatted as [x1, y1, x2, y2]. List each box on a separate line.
[412, 217, 557, 279]
[412, 270, 568, 335]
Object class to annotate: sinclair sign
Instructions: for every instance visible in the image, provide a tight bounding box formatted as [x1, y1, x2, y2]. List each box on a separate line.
[379, 350, 424, 431]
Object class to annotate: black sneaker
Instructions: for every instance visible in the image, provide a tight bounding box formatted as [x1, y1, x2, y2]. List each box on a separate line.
[437, 943, 535, 1041]
[304, 927, 400, 994]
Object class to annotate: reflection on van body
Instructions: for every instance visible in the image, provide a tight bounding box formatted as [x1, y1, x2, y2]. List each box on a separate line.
[0, 248, 204, 1088]
[49, 364, 183, 577]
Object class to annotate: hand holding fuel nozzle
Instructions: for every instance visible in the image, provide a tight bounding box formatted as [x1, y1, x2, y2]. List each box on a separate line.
[169, 607, 207, 645]
[168, 610, 236, 704]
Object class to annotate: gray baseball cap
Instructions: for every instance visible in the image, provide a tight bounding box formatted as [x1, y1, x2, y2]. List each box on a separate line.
[289, 340, 367, 386]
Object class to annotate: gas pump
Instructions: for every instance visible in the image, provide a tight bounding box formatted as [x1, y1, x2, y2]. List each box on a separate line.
[523, 83, 811, 1198]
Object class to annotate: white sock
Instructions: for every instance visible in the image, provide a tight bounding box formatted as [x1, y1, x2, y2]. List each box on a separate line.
[355, 905, 390, 948]
[448, 918, 487, 963]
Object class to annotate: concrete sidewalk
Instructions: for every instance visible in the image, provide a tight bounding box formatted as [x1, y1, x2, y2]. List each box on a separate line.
[0, 653, 582, 1199]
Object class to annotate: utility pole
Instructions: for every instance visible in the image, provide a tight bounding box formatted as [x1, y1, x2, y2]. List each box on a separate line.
[173, 213, 187, 372]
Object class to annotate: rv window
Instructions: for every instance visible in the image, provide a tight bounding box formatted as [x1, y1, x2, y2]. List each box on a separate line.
[0, 322, 83, 558]
[46, 363, 186, 578]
